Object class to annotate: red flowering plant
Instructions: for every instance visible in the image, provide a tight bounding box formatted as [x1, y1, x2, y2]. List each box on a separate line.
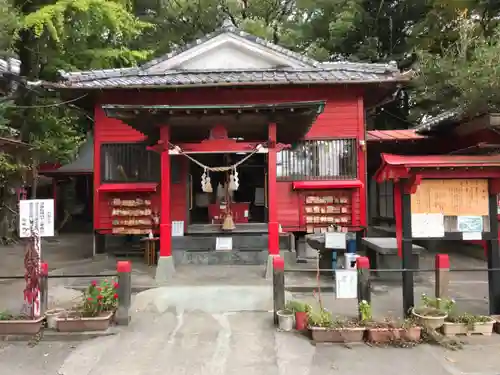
[81, 279, 119, 317]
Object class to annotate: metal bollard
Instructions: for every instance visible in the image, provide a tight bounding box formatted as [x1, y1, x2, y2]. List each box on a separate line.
[40, 262, 49, 315]
[356, 256, 371, 320]
[435, 254, 450, 301]
[273, 256, 285, 326]
[115, 261, 132, 326]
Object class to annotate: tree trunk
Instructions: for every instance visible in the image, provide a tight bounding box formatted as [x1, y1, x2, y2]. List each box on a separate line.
[3, 0, 43, 243]
[0, 184, 21, 244]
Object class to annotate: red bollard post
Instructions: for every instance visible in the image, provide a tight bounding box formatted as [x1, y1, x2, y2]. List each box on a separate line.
[435, 254, 450, 301]
[40, 262, 49, 315]
[115, 261, 132, 326]
[273, 256, 285, 326]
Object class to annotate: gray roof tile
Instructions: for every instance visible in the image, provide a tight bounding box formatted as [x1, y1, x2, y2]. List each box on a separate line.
[45, 24, 407, 89]
[0, 58, 20, 75]
[415, 109, 462, 133]
[48, 69, 404, 89]
[139, 22, 322, 70]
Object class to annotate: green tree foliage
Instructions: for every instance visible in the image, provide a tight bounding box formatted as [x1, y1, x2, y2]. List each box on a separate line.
[0, 0, 20, 56]
[413, 4, 500, 117]
[10, 0, 152, 161]
[22, 0, 152, 77]
[1, 0, 497, 173]
[0, 0, 151, 240]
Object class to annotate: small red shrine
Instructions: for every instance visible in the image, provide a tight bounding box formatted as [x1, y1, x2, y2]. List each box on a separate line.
[373, 153, 500, 314]
[39, 21, 408, 279]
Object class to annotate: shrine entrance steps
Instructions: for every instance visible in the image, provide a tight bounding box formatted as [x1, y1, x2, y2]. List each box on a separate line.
[187, 223, 268, 234]
[171, 230, 294, 266]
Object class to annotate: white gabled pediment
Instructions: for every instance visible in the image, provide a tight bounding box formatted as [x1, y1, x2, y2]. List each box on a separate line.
[146, 33, 311, 73]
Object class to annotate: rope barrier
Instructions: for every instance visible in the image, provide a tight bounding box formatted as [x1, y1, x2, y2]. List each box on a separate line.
[168, 142, 262, 172]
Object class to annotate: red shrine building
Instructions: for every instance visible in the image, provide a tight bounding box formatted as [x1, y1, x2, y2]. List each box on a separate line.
[40, 22, 408, 280]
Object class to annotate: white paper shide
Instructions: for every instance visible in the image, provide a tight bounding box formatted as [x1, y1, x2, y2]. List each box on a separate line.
[19, 199, 55, 238]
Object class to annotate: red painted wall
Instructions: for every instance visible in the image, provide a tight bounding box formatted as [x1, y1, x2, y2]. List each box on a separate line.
[94, 86, 366, 232]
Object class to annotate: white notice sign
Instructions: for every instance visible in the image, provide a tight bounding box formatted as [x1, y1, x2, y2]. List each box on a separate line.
[462, 232, 482, 240]
[457, 216, 483, 233]
[171, 221, 184, 237]
[325, 232, 346, 249]
[19, 199, 54, 238]
[335, 270, 358, 299]
[215, 237, 232, 251]
[411, 213, 444, 238]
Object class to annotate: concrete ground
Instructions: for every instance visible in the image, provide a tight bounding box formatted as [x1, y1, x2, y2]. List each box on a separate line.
[2, 309, 500, 375]
[0, 234, 499, 374]
[0, 233, 494, 316]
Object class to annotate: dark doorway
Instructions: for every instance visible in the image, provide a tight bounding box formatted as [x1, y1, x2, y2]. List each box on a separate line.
[188, 153, 267, 224]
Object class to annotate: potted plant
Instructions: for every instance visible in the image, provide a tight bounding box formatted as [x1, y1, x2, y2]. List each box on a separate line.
[491, 315, 500, 334]
[55, 279, 119, 332]
[0, 311, 44, 335]
[360, 300, 398, 343]
[367, 318, 422, 342]
[308, 307, 365, 343]
[412, 294, 452, 330]
[442, 312, 494, 336]
[286, 300, 311, 331]
[45, 308, 66, 330]
[400, 318, 422, 342]
[276, 308, 294, 332]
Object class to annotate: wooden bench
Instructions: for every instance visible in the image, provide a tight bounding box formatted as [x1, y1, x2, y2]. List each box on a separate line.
[361, 237, 424, 281]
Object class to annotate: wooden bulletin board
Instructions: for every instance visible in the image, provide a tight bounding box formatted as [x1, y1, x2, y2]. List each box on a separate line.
[411, 179, 489, 216]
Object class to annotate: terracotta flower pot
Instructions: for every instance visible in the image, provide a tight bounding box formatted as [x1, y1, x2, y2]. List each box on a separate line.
[55, 311, 114, 332]
[366, 328, 400, 343]
[0, 316, 44, 335]
[400, 327, 422, 342]
[309, 326, 365, 343]
[491, 315, 500, 334]
[295, 312, 308, 331]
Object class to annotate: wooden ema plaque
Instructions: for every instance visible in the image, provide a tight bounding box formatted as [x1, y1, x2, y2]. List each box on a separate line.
[411, 179, 488, 216]
[110, 197, 157, 235]
[303, 190, 352, 233]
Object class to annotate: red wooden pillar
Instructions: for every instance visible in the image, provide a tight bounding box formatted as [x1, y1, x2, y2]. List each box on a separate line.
[267, 123, 279, 255]
[159, 126, 172, 258]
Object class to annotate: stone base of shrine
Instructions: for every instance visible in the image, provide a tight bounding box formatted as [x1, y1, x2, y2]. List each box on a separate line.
[172, 249, 269, 265]
[155, 256, 176, 282]
[264, 250, 298, 279]
[164, 233, 295, 267]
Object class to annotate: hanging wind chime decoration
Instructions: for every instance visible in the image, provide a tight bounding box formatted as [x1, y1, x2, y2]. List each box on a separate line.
[201, 168, 213, 193]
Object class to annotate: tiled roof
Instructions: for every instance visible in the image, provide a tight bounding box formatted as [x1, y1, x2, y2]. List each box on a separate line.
[49, 68, 406, 89]
[367, 129, 426, 142]
[0, 58, 20, 75]
[414, 109, 462, 133]
[41, 22, 408, 90]
[141, 20, 321, 70]
[380, 153, 500, 167]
